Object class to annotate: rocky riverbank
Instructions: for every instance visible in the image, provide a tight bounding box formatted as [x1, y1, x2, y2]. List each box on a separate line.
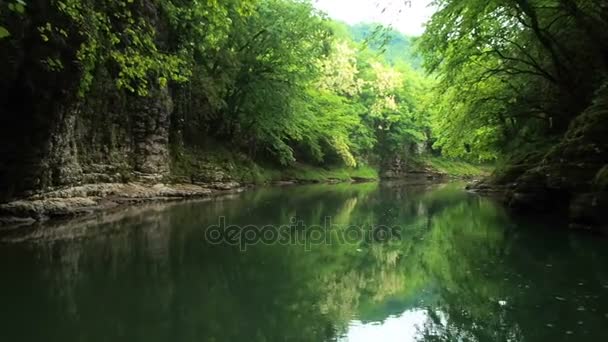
[467, 86, 608, 234]
[0, 166, 381, 227]
[0, 181, 246, 226]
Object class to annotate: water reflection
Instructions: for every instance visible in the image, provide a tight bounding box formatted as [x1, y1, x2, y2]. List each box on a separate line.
[0, 182, 607, 341]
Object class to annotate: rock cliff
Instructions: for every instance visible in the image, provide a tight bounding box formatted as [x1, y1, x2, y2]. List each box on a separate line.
[471, 85, 608, 232]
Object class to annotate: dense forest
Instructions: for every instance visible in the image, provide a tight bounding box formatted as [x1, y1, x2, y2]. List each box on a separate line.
[420, 0, 608, 229]
[0, 0, 442, 198]
[0, 0, 607, 228]
[6, 182, 605, 341]
[3, 2, 608, 340]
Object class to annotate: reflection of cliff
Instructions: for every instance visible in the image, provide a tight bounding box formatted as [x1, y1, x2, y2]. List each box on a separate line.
[4, 183, 606, 341]
[0, 193, 244, 243]
[0, 182, 513, 341]
[0, 183, 385, 342]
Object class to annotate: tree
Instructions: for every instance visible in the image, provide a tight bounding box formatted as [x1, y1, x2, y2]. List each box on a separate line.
[420, 0, 608, 160]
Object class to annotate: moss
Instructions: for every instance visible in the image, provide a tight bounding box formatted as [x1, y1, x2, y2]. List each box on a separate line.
[348, 165, 379, 180]
[169, 145, 379, 185]
[487, 145, 551, 184]
[418, 156, 491, 178]
[281, 164, 378, 183]
[233, 164, 281, 185]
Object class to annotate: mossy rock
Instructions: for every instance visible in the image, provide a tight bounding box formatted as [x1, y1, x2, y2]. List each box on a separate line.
[541, 163, 600, 192]
[544, 139, 607, 163]
[565, 86, 608, 141]
[492, 164, 534, 185]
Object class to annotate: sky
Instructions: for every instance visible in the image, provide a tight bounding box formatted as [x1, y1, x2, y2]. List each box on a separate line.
[312, 0, 436, 36]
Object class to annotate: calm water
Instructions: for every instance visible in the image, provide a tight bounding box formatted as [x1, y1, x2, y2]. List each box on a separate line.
[1, 182, 607, 341]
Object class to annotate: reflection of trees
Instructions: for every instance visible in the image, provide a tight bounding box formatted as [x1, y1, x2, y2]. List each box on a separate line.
[412, 197, 608, 342]
[411, 199, 527, 341]
[310, 183, 478, 331]
[2, 182, 607, 342]
[0, 182, 486, 341]
[0, 183, 383, 342]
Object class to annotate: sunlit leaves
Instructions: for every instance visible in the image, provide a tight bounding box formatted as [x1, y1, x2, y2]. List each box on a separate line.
[420, 0, 608, 161]
[5, 0, 437, 167]
[317, 41, 363, 96]
[52, 0, 249, 96]
[370, 62, 402, 95]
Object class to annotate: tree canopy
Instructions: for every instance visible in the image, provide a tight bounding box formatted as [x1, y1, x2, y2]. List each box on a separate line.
[420, 0, 608, 160]
[0, 0, 438, 168]
[6, 0, 603, 169]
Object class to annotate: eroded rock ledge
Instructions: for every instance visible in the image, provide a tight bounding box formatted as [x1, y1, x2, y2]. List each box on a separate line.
[0, 181, 245, 226]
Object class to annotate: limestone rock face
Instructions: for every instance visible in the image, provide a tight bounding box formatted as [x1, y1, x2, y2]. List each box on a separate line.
[131, 87, 173, 177]
[0, 81, 175, 201]
[42, 107, 84, 188]
[0, 0, 252, 226]
[380, 155, 443, 179]
[0, 0, 179, 202]
[381, 156, 409, 179]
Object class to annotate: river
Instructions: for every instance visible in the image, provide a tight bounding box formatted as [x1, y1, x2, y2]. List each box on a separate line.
[0, 182, 607, 341]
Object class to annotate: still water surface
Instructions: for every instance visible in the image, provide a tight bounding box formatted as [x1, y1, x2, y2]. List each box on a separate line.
[1, 182, 607, 341]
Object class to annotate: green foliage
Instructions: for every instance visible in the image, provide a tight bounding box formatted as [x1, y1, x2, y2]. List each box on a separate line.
[169, 144, 378, 185]
[420, 0, 608, 162]
[54, 0, 202, 96]
[3, 0, 479, 173]
[281, 163, 378, 183]
[422, 156, 492, 178]
[164, 0, 438, 168]
[0, 26, 10, 39]
[7, 0, 26, 14]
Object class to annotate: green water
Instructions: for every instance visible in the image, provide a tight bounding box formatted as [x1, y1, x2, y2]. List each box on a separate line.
[1, 182, 607, 342]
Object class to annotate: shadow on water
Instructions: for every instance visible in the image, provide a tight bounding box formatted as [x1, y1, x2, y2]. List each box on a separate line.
[0, 182, 607, 341]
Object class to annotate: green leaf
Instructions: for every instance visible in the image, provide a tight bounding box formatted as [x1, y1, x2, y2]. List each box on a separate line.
[0, 27, 10, 39]
[15, 3, 26, 14]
